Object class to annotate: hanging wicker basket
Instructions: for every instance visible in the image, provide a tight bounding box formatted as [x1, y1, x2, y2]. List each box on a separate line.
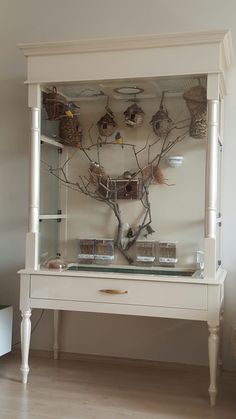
[124, 103, 144, 128]
[43, 87, 67, 121]
[59, 115, 82, 147]
[150, 92, 172, 138]
[183, 86, 207, 139]
[150, 107, 172, 137]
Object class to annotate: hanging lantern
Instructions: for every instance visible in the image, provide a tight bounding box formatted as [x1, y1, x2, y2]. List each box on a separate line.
[183, 85, 207, 139]
[150, 92, 172, 138]
[124, 103, 144, 128]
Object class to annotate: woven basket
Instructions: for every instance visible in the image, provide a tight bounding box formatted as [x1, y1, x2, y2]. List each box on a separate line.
[43, 87, 67, 121]
[150, 107, 172, 137]
[183, 86, 207, 139]
[59, 115, 82, 147]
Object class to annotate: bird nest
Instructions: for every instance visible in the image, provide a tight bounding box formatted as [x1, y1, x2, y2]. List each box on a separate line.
[183, 86, 207, 139]
[150, 106, 172, 137]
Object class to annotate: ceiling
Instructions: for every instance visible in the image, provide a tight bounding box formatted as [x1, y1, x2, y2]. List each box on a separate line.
[48, 75, 207, 102]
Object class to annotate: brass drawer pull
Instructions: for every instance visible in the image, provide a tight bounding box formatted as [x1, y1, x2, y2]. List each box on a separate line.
[99, 289, 128, 295]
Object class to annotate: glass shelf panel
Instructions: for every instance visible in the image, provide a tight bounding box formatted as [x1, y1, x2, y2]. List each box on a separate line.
[40, 142, 60, 215]
[39, 219, 65, 265]
[67, 264, 194, 277]
[40, 75, 207, 272]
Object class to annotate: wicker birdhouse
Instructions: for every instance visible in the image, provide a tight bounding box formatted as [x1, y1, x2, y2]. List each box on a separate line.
[124, 103, 144, 128]
[97, 112, 117, 137]
[59, 115, 82, 147]
[43, 87, 67, 121]
[183, 86, 207, 139]
[150, 93, 172, 137]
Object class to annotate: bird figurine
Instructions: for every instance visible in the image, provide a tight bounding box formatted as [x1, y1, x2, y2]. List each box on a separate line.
[64, 103, 74, 117]
[123, 171, 133, 180]
[115, 132, 124, 145]
[64, 102, 80, 117]
[127, 227, 134, 238]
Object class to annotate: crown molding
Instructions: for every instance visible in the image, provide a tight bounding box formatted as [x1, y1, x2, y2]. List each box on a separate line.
[18, 29, 233, 68]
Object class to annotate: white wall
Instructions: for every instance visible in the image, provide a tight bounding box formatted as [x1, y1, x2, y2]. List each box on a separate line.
[1, 0, 236, 369]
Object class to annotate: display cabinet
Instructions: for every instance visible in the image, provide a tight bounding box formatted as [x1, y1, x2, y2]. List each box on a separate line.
[18, 30, 232, 405]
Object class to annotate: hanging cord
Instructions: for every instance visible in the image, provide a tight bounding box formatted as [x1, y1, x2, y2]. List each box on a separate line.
[105, 95, 113, 115]
[159, 91, 166, 110]
[12, 309, 45, 348]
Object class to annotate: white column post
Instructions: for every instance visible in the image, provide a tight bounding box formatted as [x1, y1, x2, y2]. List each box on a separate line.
[204, 75, 220, 280]
[25, 84, 41, 270]
[205, 99, 219, 239]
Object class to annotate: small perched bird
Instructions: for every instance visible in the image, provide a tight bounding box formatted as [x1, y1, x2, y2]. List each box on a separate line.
[123, 171, 133, 180]
[64, 102, 80, 117]
[115, 132, 124, 145]
[64, 104, 73, 117]
[127, 227, 134, 238]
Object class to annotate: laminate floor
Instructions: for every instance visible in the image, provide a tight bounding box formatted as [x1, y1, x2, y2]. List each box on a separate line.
[0, 353, 236, 419]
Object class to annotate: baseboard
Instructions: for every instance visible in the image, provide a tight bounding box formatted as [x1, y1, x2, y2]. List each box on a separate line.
[13, 347, 209, 373]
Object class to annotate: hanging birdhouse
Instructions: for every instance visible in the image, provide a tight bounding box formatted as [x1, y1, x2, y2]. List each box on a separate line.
[150, 93, 172, 138]
[183, 85, 207, 139]
[43, 86, 67, 121]
[89, 162, 106, 186]
[97, 112, 117, 137]
[124, 103, 144, 128]
[59, 114, 83, 147]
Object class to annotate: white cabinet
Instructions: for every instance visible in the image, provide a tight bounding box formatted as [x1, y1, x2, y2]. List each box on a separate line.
[18, 30, 232, 405]
[0, 305, 13, 357]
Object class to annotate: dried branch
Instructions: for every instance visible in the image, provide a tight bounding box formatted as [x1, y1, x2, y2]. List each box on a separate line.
[44, 111, 189, 264]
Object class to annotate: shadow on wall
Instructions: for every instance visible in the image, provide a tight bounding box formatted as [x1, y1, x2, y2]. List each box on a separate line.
[0, 79, 29, 341]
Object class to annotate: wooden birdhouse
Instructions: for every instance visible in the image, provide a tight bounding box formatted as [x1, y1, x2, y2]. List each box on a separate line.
[124, 103, 144, 128]
[97, 112, 117, 137]
[98, 178, 143, 200]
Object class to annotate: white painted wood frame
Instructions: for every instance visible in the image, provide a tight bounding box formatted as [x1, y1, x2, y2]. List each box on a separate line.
[18, 30, 233, 406]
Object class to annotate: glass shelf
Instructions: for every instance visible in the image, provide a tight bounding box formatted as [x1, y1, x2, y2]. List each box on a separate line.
[67, 264, 194, 277]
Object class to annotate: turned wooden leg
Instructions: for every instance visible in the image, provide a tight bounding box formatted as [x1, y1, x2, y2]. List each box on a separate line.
[20, 309, 32, 384]
[208, 324, 220, 406]
[53, 310, 61, 360]
[218, 310, 224, 375]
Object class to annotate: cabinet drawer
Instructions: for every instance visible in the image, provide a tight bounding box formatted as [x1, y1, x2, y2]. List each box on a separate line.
[30, 275, 207, 310]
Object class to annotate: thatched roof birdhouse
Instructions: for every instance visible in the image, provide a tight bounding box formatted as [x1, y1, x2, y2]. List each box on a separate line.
[150, 93, 172, 138]
[97, 112, 117, 137]
[183, 85, 207, 139]
[124, 103, 144, 128]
